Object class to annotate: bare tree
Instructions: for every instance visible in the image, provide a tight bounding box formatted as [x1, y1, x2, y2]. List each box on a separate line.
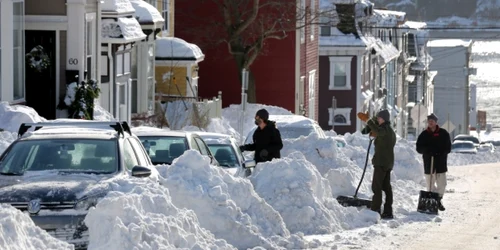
[178, 0, 336, 102]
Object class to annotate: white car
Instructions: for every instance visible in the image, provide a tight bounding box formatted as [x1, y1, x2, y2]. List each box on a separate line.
[478, 142, 495, 153]
[451, 140, 477, 154]
[132, 129, 219, 166]
[196, 132, 256, 176]
[453, 134, 480, 148]
[244, 115, 326, 145]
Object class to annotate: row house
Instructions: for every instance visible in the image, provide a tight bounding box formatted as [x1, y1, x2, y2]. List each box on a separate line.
[174, 0, 320, 117]
[318, 0, 400, 134]
[401, 21, 435, 139]
[5, 0, 168, 123]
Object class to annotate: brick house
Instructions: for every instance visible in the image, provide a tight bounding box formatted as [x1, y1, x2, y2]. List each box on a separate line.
[174, 0, 319, 118]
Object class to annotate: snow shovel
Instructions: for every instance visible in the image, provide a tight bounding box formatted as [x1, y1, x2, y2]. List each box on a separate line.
[417, 156, 440, 215]
[336, 137, 374, 208]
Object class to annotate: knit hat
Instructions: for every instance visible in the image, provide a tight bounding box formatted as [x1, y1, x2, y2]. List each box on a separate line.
[377, 109, 390, 122]
[427, 113, 438, 122]
[255, 109, 269, 121]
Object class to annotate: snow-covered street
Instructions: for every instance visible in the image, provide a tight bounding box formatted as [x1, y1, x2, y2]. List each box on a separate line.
[310, 162, 500, 250]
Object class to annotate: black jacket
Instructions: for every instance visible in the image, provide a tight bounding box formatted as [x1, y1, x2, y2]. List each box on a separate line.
[416, 126, 451, 174]
[243, 121, 283, 163]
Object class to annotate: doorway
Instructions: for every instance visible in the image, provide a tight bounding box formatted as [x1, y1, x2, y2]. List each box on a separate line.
[25, 30, 57, 119]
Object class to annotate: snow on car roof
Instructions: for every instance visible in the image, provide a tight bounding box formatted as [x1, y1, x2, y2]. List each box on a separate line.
[133, 129, 193, 137]
[268, 115, 316, 128]
[21, 127, 119, 140]
[196, 132, 233, 145]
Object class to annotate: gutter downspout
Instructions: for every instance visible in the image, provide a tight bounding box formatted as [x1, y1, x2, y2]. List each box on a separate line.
[96, 0, 102, 105]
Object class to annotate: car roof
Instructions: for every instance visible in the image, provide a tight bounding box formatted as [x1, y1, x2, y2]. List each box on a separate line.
[269, 115, 316, 126]
[197, 132, 234, 145]
[19, 127, 121, 140]
[133, 129, 197, 138]
[453, 140, 474, 144]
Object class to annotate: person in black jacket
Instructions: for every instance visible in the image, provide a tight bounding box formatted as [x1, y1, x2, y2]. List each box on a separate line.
[240, 109, 283, 163]
[416, 113, 451, 211]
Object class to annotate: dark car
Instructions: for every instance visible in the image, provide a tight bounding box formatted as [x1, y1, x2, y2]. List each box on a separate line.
[0, 121, 156, 249]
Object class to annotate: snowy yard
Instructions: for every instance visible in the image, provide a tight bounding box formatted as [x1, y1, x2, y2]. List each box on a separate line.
[0, 101, 500, 249]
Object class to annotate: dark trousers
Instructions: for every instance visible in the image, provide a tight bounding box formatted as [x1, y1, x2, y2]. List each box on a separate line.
[371, 167, 393, 214]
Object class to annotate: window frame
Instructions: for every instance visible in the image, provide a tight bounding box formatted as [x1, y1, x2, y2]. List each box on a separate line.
[328, 108, 352, 126]
[161, 0, 170, 36]
[329, 56, 352, 90]
[12, 0, 25, 101]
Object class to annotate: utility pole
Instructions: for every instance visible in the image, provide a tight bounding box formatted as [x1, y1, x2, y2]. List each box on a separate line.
[240, 69, 249, 144]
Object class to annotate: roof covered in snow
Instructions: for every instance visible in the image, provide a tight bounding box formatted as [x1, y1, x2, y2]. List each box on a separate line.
[102, 0, 135, 14]
[370, 9, 406, 27]
[156, 37, 205, 61]
[101, 17, 146, 44]
[427, 39, 473, 48]
[402, 21, 427, 30]
[129, 0, 164, 24]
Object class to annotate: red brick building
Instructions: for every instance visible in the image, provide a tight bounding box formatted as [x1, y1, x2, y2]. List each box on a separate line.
[174, 0, 319, 118]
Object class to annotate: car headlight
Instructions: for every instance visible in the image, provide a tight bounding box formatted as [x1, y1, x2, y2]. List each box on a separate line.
[74, 196, 99, 210]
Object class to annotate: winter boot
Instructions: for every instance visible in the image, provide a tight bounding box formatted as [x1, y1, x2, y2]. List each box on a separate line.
[438, 197, 445, 211]
[381, 213, 394, 219]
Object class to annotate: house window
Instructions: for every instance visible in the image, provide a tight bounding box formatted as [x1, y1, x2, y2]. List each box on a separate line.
[310, 0, 315, 41]
[115, 48, 131, 76]
[308, 70, 316, 120]
[328, 108, 352, 126]
[329, 57, 352, 90]
[13, 0, 25, 100]
[161, 0, 170, 35]
[299, 0, 306, 43]
[319, 16, 331, 36]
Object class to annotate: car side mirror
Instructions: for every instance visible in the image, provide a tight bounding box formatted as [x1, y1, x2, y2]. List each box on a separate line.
[131, 165, 152, 177]
[242, 160, 256, 168]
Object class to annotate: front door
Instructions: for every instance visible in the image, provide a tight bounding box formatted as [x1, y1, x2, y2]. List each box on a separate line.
[25, 30, 56, 119]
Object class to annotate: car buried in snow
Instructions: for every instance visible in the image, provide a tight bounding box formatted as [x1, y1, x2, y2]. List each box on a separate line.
[451, 140, 477, 154]
[132, 129, 221, 167]
[0, 121, 157, 249]
[196, 132, 256, 177]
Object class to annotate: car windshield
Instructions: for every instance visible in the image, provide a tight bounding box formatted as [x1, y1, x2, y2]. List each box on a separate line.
[207, 144, 239, 168]
[278, 127, 315, 139]
[452, 143, 474, 149]
[138, 136, 188, 165]
[455, 136, 479, 144]
[0, 139, 118, 175]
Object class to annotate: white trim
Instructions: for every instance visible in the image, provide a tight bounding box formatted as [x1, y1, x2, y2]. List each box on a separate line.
[1, 0, 14, 101]
[25, 15, 67, 30]
[356, 54, 362, 130]
[328, 108, 352, 126]
[320, 46, 367, 54]
[55, 30, 61, 116]
[308, 69, 317, 120]
[329, 56, 352, 90]
[295, 20, 301, 114]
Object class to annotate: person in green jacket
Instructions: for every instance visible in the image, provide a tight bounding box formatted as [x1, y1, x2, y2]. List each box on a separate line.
[360, 109, 397, 219]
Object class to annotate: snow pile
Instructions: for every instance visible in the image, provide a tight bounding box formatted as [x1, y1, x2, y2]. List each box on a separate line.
[156, 37, 204, 59]
[448, 152, 500, 166]
[249, 153, 379, 235]
[0, 102, 46, 132]
[92, 103, 116, 121]
[0, 131, 17, 154]
[157, 150, 315, 249]
[85, 177, 234, 250]
[0, 204, 74, 250]
[129, 0, 164, 23]
[101, 0, 135, 13]
[222, 103, 293, 140]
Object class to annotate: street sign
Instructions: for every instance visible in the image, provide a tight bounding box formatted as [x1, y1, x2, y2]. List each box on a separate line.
[441, 120, 456, 133]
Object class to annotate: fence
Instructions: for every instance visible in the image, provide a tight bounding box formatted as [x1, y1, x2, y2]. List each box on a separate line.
[196, 91, 222, 119]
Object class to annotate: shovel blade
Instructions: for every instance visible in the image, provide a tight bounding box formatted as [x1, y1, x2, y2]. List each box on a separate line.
[417, 190, 440, 215]
[337, 195, 372, 208]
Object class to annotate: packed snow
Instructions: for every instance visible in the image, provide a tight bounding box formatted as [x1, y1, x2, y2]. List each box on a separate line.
[101, 0, 135, 13]
[129, 0, 164, 24]
[0, 204, 74, 250]
[1, 101, 500, 249]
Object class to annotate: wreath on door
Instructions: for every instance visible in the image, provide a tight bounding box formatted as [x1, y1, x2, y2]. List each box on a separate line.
[26, 45, 51, 73]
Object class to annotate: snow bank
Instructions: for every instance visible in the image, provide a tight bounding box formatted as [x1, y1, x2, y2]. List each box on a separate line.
[0, 131, 17, 154]
[448, 152, 500, 166]
[222, 103, 293, 140]
[0, 204, 74, 250]
[249, 153, 379, 235]
[0, 102, 46, 132]
[85, 177, 234, 250]
[93, 103, 116, 121]
[157, 150, 315, 249]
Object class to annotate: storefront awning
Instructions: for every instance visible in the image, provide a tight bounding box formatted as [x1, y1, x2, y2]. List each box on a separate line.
[130, 0, 164, 27]
[101, 17, 147, 44]
[155, 37, 205, 62]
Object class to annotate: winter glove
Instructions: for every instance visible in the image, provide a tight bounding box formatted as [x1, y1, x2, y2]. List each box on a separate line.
[239, 145, 246, 152]
[369, 131, 377, 137]
[259, 149, 269, 160]
[357, 112, 370, 122]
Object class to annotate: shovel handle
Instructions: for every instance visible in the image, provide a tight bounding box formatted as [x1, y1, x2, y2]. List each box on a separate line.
[429, 156, 434, 191]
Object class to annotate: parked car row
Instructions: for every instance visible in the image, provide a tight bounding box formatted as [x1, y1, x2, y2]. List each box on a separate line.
[451, 134, 497, 154]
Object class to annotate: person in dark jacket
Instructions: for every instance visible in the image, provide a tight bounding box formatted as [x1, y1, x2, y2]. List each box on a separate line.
[240, 109, 283, 163]
[416, 113, 451, 211]
[359, 109, 397, 219]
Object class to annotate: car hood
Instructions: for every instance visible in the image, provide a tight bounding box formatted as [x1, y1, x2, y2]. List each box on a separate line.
[0, 173, 112, 203]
